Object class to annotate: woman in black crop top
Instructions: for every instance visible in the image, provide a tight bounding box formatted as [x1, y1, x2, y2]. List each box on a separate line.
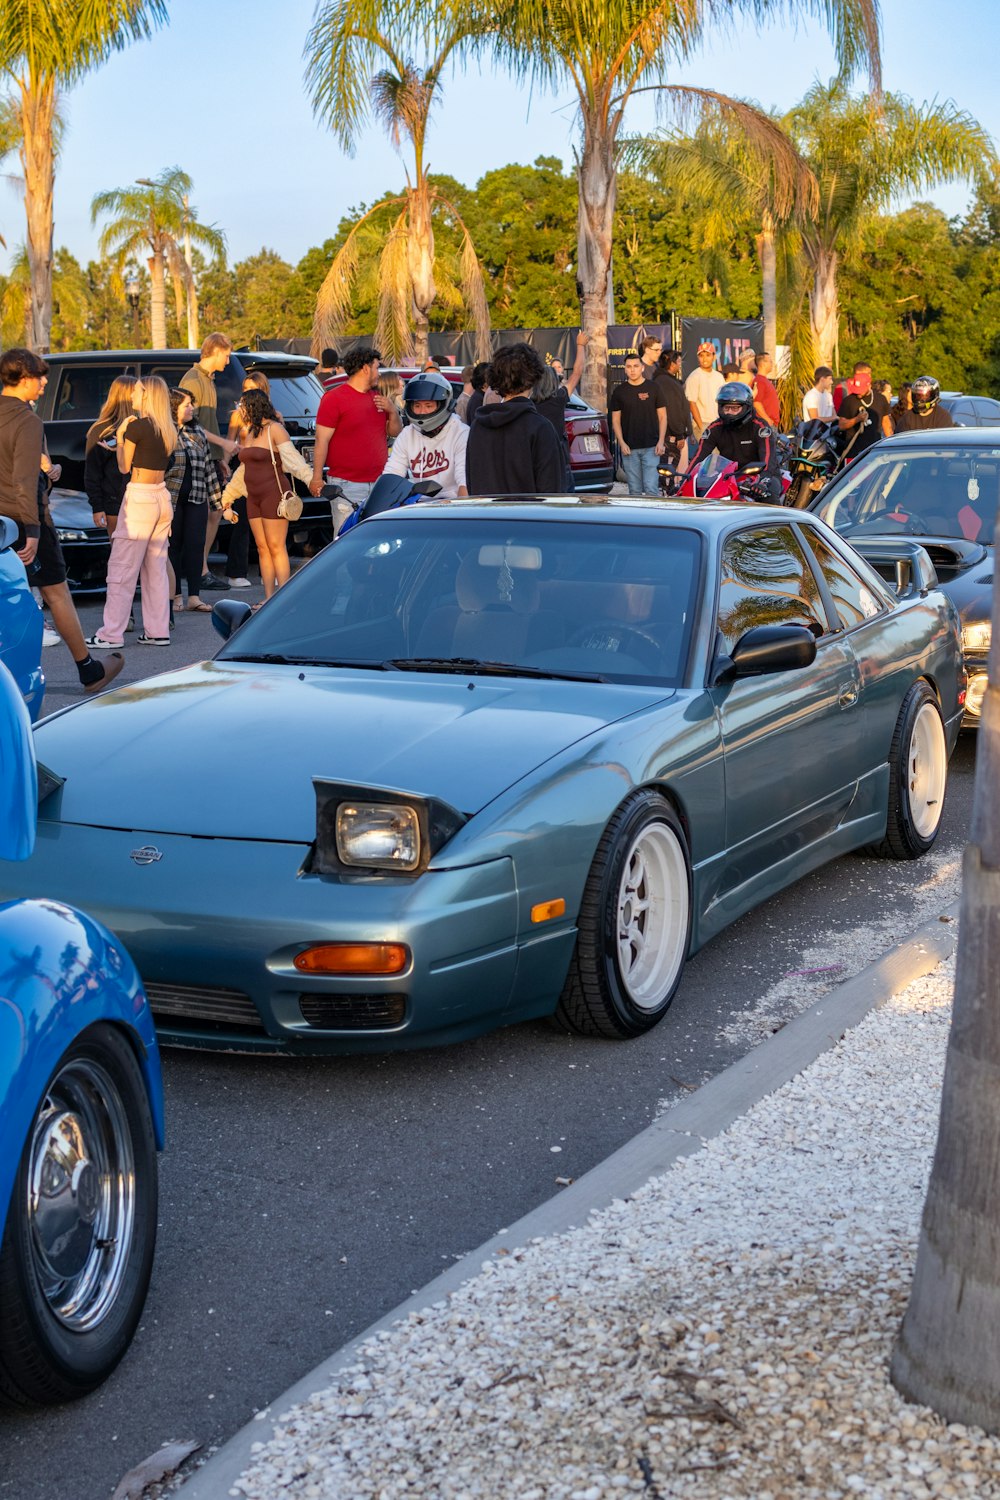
[86, 375, 178, 650]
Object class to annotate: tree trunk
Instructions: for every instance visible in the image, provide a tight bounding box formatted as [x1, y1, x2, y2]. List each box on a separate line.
[576, 115, 617, 412]
[18, 77, 56, 353]
[187, 282, 200, 350]
[148, 250, 167, 349]
[758, 211, 777, 357]
[408, 185, 436, 367]
[891, 549, 1000, 1432]
[809, 245, 839, 369]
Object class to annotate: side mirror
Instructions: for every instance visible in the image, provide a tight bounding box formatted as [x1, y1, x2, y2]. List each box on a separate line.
[0, 516, 18, 552]
[411, 480, 443, 497]
[712, 624, 817, 684]
[211, 599, 253, 640]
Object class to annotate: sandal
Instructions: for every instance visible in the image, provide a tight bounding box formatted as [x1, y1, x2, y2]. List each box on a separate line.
[186, 599, 213, 612]
[173, 595, 183, 610]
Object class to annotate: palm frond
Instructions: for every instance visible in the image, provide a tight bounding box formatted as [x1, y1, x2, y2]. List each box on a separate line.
[374, 207, 413, 361]
[441, 195, 492, 362]
[370, 62, 434, 151]
[312, 195, 408, 350]
[0, 2, 169, 87]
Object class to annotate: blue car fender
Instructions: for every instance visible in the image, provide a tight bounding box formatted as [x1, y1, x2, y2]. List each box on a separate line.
[0, 523, 45, 724]
[0, 897, 165, 1245]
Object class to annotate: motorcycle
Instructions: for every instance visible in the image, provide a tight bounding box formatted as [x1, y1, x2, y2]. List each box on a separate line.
[334, 476, 443, 538]
[660, 452, 783, 504]
[784, 418, 841, 509]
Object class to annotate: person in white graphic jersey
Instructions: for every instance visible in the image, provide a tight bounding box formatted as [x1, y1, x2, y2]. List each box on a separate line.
[382, 371, 469, 498]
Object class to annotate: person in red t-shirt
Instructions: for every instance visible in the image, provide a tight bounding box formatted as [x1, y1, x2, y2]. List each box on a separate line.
[751, 351, 781, 427]
[312, 345, 403, 534]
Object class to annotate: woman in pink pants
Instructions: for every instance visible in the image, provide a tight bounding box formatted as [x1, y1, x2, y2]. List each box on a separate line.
[86, 376, 177, 649]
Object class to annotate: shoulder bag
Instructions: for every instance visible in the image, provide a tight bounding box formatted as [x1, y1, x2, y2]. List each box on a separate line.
[266, 423, 304, 521]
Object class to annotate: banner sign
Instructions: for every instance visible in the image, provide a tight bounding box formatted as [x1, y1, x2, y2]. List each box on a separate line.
[679, 318, 764, 378]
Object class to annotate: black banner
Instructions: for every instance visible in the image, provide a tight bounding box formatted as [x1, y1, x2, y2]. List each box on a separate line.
[679, 318, 764, 378]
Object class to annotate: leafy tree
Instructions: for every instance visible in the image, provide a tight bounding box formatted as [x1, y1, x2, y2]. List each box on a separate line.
[304, 0, 490, 363]
[0, 0, 168, 350]
[439, 0, 880, 407]
[90, 167, 224, 349]
[786, 80, 996, 365]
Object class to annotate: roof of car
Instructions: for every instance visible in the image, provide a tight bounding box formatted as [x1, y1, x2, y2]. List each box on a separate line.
[867, 427, 1000, 446]
[43, 349, 317, 367]
[365, 495, 812, 531]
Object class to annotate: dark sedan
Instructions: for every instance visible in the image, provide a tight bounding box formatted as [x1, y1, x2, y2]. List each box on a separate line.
[809, 428, 996, 726]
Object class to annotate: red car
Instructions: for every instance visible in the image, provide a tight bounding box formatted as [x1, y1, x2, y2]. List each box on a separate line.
[323, 366, 614, 492]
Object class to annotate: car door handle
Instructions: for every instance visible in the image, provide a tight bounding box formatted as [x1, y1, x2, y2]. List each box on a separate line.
[839, 684, 859, 708]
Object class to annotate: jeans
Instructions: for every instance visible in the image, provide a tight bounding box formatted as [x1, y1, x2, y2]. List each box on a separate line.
[621, 447, 660, 497]
[327, 477, 373, 536]
[168, 495, 208, 598]
[102, 481, 172, 639]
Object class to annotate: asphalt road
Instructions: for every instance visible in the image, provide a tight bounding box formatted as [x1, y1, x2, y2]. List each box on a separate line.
[0, 587, 979, 1500]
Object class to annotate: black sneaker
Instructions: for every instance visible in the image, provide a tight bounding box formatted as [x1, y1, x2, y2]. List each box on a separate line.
[200, 572, 229, 591]
[137, 632, 170, 646]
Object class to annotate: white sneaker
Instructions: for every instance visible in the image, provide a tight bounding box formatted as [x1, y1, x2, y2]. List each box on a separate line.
[85, 633, 126, 650]
[228, 577, 253, 589]
[42, 627, 61, 647]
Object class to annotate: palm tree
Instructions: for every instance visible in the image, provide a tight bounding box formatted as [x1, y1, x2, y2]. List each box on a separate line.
[436, 0, 881, 408]
[304, 1, 491, 364]
[0, 1, 168, 351]
[891, 523, 1000, 1431]
[786, 80, 997, 366]
[90, 168, 225, 349]
[629, 118, 816, 357]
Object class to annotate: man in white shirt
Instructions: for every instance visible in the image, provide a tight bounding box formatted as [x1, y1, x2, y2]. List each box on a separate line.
[383, 371, 469, 498]
[685, 342, 724, 435]
[802, 365, 836, 421]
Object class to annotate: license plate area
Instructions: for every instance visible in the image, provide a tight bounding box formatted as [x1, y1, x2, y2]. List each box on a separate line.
[583, 435, 604, 454]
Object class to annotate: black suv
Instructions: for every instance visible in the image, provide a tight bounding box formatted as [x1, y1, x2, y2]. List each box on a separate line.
[37, 349, 327, 589]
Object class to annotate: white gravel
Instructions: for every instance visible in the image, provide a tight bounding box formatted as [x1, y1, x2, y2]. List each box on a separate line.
[228, 954, 1000, 1499]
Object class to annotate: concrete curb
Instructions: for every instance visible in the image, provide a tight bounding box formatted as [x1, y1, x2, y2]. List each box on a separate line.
[178, 901, 960, 1498]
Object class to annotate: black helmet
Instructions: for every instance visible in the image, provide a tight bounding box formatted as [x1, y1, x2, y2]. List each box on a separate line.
[911, 375, 940, 416]
[403, 370, 455, 434]
[717, 381, 754, 426]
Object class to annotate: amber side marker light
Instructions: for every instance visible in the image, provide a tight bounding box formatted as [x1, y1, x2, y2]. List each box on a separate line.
[531, 898, 567, 924]
[293, 943, 410, 975]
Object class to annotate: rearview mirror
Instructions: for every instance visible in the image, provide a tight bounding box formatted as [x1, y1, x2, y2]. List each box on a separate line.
[212, 599, 253, 640]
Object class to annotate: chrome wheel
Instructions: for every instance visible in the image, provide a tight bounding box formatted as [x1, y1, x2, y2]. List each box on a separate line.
[616, 821, 689, 1011]
[26, 1058, 136, 1333]
[907, 701, 947, 841]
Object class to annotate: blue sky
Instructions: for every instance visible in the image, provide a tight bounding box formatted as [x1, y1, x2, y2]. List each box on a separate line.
[0, 0, 993, 274]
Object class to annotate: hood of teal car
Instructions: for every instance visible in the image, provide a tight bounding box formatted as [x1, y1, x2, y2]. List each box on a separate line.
[37, 661, 674, 841]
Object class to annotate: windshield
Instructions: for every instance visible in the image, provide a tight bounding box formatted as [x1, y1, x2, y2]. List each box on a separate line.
[218, 515, 702, 685]
[816, 445, 999, 544]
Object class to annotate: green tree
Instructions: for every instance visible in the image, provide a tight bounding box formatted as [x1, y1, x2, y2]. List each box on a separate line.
[786, 80, 996, 366]
[304, 0, 490, 363]
[0, 1, 168, 350]
[90, 167, 225, 349]
[441, 0, 880, 406]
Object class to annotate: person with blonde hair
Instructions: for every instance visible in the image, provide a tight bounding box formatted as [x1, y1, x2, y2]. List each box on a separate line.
[86, 375, 176, 649]
[84, 374, 137, 537]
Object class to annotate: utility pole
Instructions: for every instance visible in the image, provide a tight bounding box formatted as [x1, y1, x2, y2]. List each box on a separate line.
[182, 192, 198, 350]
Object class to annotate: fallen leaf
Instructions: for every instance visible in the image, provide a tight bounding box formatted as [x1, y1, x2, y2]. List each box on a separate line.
[111, 1440, 201, 1500]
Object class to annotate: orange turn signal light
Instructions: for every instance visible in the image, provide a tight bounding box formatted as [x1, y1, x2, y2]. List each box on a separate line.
[531, 898, 566, 925]
[293, 942, 410, 975]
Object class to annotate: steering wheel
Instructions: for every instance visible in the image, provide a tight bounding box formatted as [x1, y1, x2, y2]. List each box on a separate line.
[568, 621, 662, 668]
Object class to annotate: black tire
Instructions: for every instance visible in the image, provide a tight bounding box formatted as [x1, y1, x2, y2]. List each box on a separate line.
[554, 790, 692, 1038]
[786, 473, 812, 509]
[0, 1024, 158, 1406]
[868, 680, 948, 860]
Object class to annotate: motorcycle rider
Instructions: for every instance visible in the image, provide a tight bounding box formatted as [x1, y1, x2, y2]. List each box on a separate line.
[892, 375, 954, 433]
[381, 370, 469, 498]
[687, 382, 783, 499]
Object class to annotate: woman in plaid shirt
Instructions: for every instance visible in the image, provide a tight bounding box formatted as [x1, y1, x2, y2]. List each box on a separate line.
[165, 387, 229, 612]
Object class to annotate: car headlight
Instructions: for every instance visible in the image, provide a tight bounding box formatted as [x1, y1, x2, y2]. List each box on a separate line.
[56, 528, 90, 542]
[336, 802, 421, 871]
[966, 671, 988, 718]
[308, 780, 467, 877]
[962, 620, 992, 655]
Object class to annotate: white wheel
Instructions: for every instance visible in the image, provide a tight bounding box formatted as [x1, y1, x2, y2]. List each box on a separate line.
[616, 822, 690, 1011]
[871, 681, 948, 860]
[907, 701, 947, 841]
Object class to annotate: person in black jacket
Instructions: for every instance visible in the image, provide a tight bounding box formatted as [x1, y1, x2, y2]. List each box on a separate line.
[688, 382, 782, 498]
[84, 374, 136, 536]
[653, 350, 692, 466]
[466, 343, 565, 495]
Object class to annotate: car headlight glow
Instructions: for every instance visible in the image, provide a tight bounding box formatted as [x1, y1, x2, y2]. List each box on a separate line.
[336, 802, 421, 870]
[57, 528, 90, 542]
[962, 620, 992, 655]
[966, 672, 988, 718]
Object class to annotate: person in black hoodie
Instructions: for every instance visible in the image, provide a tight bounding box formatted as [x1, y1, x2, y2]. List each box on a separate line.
[467, 343, 565, 495]
[0, 348, 122, 694]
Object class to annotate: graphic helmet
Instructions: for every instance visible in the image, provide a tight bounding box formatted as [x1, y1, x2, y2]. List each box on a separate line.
[910, 375, 941, 416]
[403, 371, 455, 434]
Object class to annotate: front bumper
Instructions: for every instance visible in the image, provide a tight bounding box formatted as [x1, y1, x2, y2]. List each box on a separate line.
[0, 821, 569, 1054]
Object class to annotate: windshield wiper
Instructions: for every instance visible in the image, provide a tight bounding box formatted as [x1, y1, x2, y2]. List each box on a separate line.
[384, 656, 605, 683]
[224, 653, 388, 668]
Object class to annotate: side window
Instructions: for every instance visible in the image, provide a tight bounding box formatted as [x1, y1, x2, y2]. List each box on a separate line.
[716, 526, 827, 655]
[52, 366, 130, 422]
[800, 529, 884, 630]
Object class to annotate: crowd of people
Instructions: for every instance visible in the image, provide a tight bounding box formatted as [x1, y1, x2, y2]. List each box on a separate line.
[0, 329, 962, 690]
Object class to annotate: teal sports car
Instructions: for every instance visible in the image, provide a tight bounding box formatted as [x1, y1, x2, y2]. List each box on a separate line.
[0, 499, 963, 1054]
